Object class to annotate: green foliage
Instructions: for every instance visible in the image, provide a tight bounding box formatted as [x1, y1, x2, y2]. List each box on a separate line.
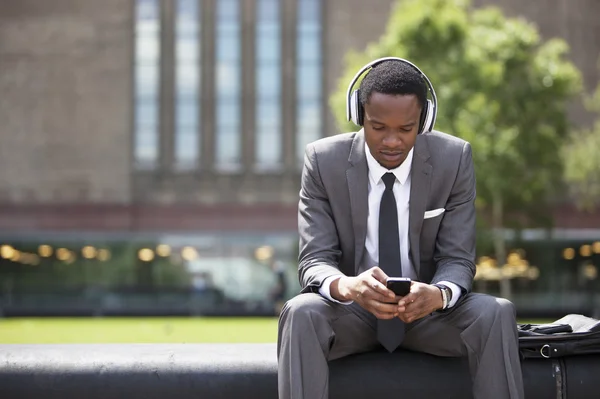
[330, 0, 582, 248]
[562, 76, 600, 211]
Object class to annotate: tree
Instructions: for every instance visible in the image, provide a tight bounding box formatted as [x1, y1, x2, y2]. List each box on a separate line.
[563, 71, 600, 211]
[330, 0, 582, 277]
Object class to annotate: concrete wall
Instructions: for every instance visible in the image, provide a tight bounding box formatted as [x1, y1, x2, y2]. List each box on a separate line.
[0, 0, 133, 204]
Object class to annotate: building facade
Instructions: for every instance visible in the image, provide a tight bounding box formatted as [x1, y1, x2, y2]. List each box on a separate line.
[0, 0, 599, 316]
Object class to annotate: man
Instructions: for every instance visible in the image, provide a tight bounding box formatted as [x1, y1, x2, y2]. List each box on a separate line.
[277, 59, 524, 399]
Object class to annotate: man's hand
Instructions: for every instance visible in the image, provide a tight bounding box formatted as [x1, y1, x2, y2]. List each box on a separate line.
[396, 282, 444, 323]
[330, 267, 399, 319]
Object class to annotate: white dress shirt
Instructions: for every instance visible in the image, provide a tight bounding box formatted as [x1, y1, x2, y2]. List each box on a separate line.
[319, 143, 461, 308]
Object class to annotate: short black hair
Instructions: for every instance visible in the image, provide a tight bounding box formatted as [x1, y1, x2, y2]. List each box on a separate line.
[358, 60, 428, 108]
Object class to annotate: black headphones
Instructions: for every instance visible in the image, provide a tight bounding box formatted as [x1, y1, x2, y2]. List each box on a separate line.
[345, 57, 438, 134]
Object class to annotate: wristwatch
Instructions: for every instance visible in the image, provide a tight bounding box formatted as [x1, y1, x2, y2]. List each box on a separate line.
[432, 284, 452, 310]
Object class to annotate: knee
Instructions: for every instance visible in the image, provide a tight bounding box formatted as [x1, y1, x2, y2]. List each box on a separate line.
[495, 297, 516, 318]
[279, 293, 327, 325]
[477, 296, 516, 325]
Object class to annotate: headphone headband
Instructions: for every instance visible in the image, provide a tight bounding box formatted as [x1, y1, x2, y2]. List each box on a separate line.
[345, 57, 438, 131]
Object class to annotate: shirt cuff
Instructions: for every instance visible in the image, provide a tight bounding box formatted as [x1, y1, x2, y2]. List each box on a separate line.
[437, 281, 462, 308]
[319, 275, 353, 305]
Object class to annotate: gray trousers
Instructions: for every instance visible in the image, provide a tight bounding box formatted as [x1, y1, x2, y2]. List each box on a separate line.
[277, 292, 524, 399]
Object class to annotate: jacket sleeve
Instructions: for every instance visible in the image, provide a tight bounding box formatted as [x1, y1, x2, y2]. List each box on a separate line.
[297, 143, 345, 293]
[430, 142, 477, 294]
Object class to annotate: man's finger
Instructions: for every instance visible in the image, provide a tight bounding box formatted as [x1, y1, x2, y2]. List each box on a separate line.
[398, 292, 417, 307]
[367, 276, 395, 299]
[370, 266, 389, 284]
[369, 299, 399, 315]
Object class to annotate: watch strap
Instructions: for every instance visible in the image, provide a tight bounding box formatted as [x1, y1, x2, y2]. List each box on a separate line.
[433, 284, 451, 309]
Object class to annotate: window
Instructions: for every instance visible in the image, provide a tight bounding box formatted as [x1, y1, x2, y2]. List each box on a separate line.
[215, 0, 241, 171]
[175, 0, 201, 169]
[296, 0, 322, 165]
[255, 0, 281, 171]
[134, 0, 161, 168]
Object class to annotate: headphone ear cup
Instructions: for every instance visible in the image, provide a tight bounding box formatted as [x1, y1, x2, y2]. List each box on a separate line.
[420, 99, 434, 133]
[350, 90, 362, 126]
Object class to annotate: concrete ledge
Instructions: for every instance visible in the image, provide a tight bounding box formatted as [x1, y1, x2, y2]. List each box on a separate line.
[0, 344, 472, 398]
[0, 344, 598, 398]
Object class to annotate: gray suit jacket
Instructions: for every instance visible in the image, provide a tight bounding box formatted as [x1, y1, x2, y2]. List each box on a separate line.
[298, 129, 476, 296]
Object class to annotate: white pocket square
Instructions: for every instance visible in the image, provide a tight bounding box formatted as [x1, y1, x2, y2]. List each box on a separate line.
[424, 208, 445, 219]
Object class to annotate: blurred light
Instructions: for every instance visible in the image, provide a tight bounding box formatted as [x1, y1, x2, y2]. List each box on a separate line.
[97, 249, 111, 262]
[477, 256, 497, 269]
[181, 246, 198, 261]
[527, 266, 540, 280]
[10, 250, 21, 262]
[563, 248, 575, 260]
[57, 248, 71, 261]
[593, 241, 600, 254]
[20, 253, 40, 266]
[580, 245, 592, 257]
[38, 245, 53, 257]
[19, 253, 32, 264]
[138, 248, 155, 262]
[501, 267, 517, 278]
[1, 245, 15, 259]
[65, 253, 76, 264]
[156, 244, 171, 257]
[507, 252, 521, 265]
[583, 264, 597, 280]
[255, 245, 274, 262]
[82, 246, 97, 259]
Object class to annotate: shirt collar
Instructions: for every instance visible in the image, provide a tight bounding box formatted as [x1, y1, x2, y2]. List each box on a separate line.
[365, 142, 414, 187]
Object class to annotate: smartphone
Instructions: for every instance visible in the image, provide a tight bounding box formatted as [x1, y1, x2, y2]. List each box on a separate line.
[386, 277, 412, 296]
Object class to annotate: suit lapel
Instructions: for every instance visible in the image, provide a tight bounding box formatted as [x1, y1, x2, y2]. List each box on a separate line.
[346, 130, 369, 272]
[408, 134, 432, 277]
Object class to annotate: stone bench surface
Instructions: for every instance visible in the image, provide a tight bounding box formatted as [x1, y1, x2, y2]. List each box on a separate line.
[1, 343, 599, 398]
[0, 343, 472, 399]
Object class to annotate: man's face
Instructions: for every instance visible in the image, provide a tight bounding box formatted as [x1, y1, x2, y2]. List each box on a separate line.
[363, 92, 421, 170]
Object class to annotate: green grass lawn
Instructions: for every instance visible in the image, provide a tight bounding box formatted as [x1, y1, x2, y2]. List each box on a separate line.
[0, 317, 549, 344]
[0, 317, 280, 344]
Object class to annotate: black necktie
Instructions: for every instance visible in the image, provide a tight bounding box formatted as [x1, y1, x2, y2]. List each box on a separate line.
[377, 172, 405, 352]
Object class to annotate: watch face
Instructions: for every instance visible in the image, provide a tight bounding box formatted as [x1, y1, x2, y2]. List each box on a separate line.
[444, 287, 452, 300]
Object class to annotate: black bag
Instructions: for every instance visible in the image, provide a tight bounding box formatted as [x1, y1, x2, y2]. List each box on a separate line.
[518, 314, 600, 359]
